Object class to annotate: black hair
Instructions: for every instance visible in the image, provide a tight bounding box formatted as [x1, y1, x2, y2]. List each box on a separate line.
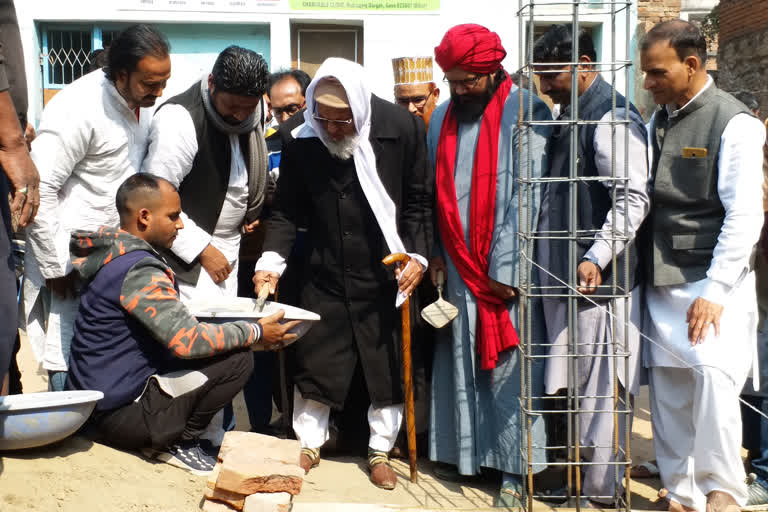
[268, 68, 312, 98]
[116, 174, 175, 222]
[509, 71, 538, 94]
[103, 24, 170, 82]
[641, 20, 708, 66]
[732, 91, 760, 114]
[533, 24, 597, 64]
[86, 49, 108, 73]
[211, 45, 269, 97]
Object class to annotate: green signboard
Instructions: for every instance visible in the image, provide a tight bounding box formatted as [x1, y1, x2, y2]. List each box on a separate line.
[289, 0, 439, 10]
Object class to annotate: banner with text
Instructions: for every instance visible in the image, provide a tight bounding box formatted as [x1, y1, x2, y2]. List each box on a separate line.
[122, 0, 284, 11]
[289, 0, 439, 10]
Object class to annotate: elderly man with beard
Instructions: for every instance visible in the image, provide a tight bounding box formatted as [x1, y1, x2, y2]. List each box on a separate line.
[426, 24, 551, 507]
[253, 57, 432, 490]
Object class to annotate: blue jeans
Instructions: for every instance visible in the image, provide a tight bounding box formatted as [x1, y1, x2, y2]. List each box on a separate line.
[48, 370, 67, 391]
[743, 394, 768, 488]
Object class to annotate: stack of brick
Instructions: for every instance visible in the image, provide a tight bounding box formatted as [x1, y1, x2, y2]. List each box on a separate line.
[201, 431, 304, 512]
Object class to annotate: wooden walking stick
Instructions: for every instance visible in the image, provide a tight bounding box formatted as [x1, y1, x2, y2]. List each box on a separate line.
[382, 252, 418, 483]
[273, 285, 292, 439]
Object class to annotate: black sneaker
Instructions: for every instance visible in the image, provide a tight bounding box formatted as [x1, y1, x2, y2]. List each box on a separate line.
[198, 439, 221, 462]
[150, 440, 217, 476]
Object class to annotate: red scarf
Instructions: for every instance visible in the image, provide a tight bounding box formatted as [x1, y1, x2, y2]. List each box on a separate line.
[435, 74, 518, 371]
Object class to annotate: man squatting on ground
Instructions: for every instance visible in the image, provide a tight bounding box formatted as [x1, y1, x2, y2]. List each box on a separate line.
[253, 57, 432, 490]
[66, 174, 298, 475]
[641, 20, 766, 512]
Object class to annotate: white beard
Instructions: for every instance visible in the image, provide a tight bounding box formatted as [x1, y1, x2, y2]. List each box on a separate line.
[324, 134, 360, 160]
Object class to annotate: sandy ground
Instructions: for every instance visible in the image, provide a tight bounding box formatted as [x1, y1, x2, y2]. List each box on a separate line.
[0, 333, 663, 511]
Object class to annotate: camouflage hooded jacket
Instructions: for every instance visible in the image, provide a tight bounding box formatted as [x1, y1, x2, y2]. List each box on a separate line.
[70, 227, 257, 359]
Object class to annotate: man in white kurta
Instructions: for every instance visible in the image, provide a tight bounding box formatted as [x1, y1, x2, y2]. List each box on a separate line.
[142, 46, 269, 304]
[24, 25, 171, 390]
[533, 24, 650, 506]
[641, 20, 766, 512]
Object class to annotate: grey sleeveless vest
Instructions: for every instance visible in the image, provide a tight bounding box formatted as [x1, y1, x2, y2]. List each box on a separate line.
[648, 82, 751, 287]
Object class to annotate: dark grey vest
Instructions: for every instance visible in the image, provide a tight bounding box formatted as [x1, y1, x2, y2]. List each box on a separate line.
[543, 75, 645, 295]
[157, 83, 251, 284]
[648, 83, 751, 286]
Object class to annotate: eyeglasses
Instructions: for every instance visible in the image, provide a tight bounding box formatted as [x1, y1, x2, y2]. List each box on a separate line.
[395, 89, 434, 109]
[312, 114, 354, 126]
[271, 103, 304, 117]
[442, 74, 487, 89]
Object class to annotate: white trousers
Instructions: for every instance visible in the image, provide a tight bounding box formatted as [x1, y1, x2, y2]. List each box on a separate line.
[649, 366, 747, 511]
[292, 388, 404, 453]
[179, 259, 239, 302]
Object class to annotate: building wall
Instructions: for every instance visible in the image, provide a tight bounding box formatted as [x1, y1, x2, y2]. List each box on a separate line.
[718, 0, 768, 120]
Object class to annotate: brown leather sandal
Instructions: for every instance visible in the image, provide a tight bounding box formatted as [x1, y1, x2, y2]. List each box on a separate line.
[368, 450, 397, 490]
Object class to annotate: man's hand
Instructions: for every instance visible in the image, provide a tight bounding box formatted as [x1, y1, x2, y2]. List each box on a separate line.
[241, 219, 260, 234]
[199, 244, 231, 284]
[257, 310, 302, 350]
[253, 270, 280, 295]
[488, 278, 517, 301]
[24, 123, 36, 150]
[46, 272, 77, 299]
[577, 260, 603, 295]
[429, 256, 446, 287]
[395, 259, 424, 297]
[2, 142, 40, 228]
[686, 297, 724, 345]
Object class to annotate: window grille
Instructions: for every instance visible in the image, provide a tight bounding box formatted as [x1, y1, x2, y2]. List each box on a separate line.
[44, 29, 92, 87]
[42, 26, 124, 90]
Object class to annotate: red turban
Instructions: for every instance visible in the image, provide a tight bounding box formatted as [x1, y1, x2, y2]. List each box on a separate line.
[434, 24, 507, 74]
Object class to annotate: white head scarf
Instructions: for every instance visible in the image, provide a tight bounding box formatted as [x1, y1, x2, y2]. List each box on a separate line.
[294, 58, 413, 305]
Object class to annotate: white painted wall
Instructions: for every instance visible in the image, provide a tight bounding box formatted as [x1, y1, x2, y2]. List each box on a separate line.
[15, 0, 634, 125]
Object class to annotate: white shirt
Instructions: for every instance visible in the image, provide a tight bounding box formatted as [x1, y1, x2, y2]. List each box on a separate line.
[583, 106, 650, 269]
[142, 103, 248, 265]
[26, 70, 152, 280]
[645, 78, 766, 377]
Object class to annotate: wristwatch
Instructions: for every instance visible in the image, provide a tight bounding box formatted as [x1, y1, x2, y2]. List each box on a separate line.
[580, 254, 602, 271]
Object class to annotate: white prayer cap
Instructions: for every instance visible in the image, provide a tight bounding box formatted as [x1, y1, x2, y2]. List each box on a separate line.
[392, 56, 434, 86]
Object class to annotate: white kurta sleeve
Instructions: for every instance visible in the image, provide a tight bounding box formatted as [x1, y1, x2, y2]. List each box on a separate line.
[701, 113, 766, 304]
[254, 251, 287, 276]
[584, 108, 650, 270]
[142, 104, 211, 264]
[27, 102, 90, 280]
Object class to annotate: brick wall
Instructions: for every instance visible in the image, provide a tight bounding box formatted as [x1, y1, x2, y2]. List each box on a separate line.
[638, 0, 682, 30]
[719, 0, 768, 44]
[718, 0, 768, 120]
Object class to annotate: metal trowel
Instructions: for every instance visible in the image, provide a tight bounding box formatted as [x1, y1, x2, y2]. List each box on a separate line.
[255, 283, 270, 311]
[420, 270, 458, 329]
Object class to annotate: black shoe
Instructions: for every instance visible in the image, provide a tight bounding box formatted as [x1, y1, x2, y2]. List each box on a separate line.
[147, 440, 217, 476]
